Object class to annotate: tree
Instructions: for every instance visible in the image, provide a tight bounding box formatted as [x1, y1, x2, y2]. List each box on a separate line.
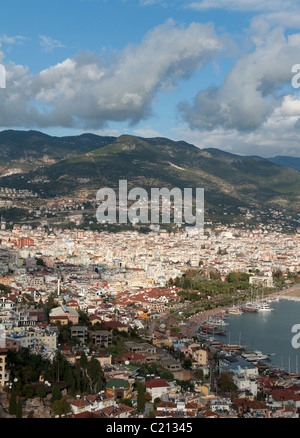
[217, 371, 238, 396]
[86, 357, 103, 393]
[45, 292, 58, 311]
[0, 283, 12, 294]
[183, 359, 192, 369]
[153, 397, 161, 411]
[148, 411, 156, 418]
[136, 382, 145, 414]
[193, 369, 204, 380]
[78, 310, 90, 326]
[121, 398, 133, 407]
[52, 397, 71, 417]
[22, 383, 35, 398]
[51, 386, 62, 402]
[64, 365, 76, 396]
[9, 385, 17, 415]
[58, 325, 72, 344]
[16, 399, 22, 418]
[144, 392, 152, 402]
[36, 258, 46, 267]
[79, 351, 88, 368]
[96, 377, 103, 393]
[37, 387, 47, 401]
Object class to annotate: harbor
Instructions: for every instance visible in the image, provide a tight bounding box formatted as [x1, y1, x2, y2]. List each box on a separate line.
[197, 297, 300, 374]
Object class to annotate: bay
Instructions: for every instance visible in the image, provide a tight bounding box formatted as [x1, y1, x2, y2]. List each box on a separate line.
[213, 299, 300, 373]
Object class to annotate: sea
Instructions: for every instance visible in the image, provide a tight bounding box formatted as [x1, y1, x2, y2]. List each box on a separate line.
[212, 299, 300, 374]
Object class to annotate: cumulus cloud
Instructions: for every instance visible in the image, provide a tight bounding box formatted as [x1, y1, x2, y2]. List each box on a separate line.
[0, 20, 222, 129]
[179, 28, 300, 132]
[173, 113, 300, 157]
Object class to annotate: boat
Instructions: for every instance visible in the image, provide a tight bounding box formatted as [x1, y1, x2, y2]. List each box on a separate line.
[198, 333, 216, 342]
[221, 343, 246, 351]
[241, 350, 271, 362]
[255, 290, 273, 311]
[206, 316, 228, 326]
[211, 312, 228, 321]
[201, 324, 226, 335]
[257, 301, 273, 312]
[221, 331, 246, 352]
[241, 301, 258, 312]
[228, 305, 244, 315]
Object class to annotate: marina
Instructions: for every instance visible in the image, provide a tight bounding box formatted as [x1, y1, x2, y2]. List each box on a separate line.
[201, 299, 300, 373]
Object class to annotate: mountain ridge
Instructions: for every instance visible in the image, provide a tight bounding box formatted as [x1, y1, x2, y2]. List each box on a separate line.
[266, 155, 300, 173]
[0, 130, 299, 221]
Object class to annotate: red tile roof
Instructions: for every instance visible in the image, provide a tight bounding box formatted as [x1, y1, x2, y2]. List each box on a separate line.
[122, 352, 146, 361]
[72, 411, 103, 418]
[145, 379, 170, 389]
[267, 388, 300, 402]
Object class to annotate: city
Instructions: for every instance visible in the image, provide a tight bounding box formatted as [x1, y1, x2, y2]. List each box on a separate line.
[0, 217, 299, 418]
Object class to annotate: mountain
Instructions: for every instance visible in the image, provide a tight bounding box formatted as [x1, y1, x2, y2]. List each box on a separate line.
[266, 156, 300, 173]
[1, 132, 299, 225]
[0, 129, 115, 172]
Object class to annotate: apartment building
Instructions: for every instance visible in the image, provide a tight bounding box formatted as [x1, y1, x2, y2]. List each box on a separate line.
[90, 330, 112, 348]
[0, 348, 9, 386]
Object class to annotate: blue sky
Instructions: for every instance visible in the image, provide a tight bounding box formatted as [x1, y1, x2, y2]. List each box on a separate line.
[1, 0, 300, 157]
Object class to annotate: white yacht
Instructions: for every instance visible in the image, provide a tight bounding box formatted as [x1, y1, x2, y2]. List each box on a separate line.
[257, 301, 273, 312]
[242, 350, 270, 361]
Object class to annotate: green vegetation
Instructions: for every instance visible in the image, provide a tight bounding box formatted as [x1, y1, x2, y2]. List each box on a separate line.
[2, 132, 300, 225]
[137, 363, 174, 381]
[216, 371, 238, 396]
[0, 283, 12, 294]
[0, 207, 29, 225]
[6, 348, 104, 401]
[136, 381, 146, 414]
[174, 271, 251, 306]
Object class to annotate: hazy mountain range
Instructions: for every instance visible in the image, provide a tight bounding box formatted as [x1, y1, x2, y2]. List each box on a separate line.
[266, 156, 300, 173]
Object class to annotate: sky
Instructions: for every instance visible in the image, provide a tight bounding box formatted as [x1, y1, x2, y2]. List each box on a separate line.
[1, 0, 300, 157]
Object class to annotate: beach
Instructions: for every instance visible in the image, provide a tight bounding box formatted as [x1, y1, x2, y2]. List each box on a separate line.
[277, 283, 300, 300]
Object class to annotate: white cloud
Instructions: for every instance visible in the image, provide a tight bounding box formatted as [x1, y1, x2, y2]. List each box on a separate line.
[275, 95, 300, 117]
[0, 34, 28, 45]
[173, 114, 300, 158]
[39, 35, 66, 52]
[187, 0, 300, 12]
[179, 28, 300, 132]
[0, 20, 222, 129]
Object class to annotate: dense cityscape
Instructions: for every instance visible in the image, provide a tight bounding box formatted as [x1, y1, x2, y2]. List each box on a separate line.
[0, 212, 299, 419]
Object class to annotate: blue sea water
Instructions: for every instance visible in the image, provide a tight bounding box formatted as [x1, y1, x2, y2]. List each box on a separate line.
[213, 299, 300, 373]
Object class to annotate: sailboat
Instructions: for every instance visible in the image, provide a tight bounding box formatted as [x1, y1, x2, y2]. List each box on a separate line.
[220, 331, 246, 352]
[257, 290, 273, 312]
[241, 288, 258, 312]
[228, 304, 244, 315]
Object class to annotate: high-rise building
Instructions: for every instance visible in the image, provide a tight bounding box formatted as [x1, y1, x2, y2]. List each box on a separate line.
[16, 237, 34, 248]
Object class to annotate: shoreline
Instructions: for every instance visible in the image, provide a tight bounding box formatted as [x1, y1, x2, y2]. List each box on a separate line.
[273, 283, 300, 300]
[182, 283, 300, 338]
